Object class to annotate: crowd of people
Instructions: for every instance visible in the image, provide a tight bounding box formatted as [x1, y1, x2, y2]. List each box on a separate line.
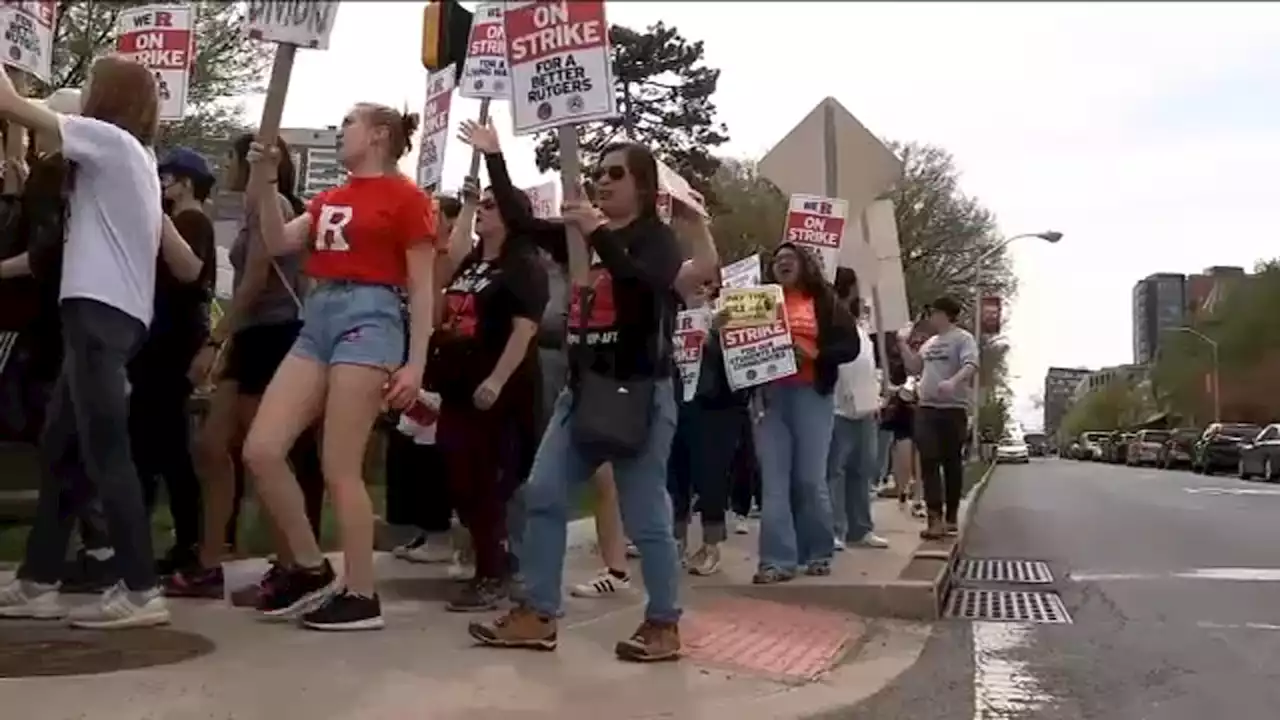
[0, 55, 979, 663]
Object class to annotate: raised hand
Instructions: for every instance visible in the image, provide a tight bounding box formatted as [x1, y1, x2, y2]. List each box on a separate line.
[457, 119, 500, 155]
[459, 175, 480, 205]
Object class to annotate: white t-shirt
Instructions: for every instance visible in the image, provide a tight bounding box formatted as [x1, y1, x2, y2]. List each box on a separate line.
[834, 323, 881, 419]
[58, 115, 162, 326]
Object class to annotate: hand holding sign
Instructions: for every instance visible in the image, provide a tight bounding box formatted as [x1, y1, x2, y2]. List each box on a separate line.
[457, 118, 501, 155]
[460, 175, 481, 204]
[560, 198, 606, 235]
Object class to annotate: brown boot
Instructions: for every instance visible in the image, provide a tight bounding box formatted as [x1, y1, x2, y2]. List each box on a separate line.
[615, 619, 681, 662]
[920, 512, 946, 540]
[468, 605, 557, 651]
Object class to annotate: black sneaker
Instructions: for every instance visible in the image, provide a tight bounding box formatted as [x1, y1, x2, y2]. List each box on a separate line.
[257, 560, 338, 619]
[446, 577, 505, 613]
[301, 590, 385, 631]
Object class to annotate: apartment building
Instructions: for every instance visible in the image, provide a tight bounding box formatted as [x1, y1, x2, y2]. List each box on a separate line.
[1043, 366, 1094, 438]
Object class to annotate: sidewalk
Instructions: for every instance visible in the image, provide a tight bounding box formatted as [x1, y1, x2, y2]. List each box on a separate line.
[0, 498, 940, 720]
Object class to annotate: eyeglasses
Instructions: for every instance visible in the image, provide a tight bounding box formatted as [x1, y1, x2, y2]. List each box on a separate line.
[589, 164, 627, 183]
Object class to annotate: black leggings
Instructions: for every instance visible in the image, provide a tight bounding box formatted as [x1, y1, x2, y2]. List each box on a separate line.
[383, 429, 452, 535]
[129, 367, 201, 556]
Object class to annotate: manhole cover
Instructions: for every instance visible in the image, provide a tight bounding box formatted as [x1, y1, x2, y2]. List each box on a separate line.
[956, 559, 1053, 585]
[0, 625, 215, 677]
[945, 589, 1072, 624]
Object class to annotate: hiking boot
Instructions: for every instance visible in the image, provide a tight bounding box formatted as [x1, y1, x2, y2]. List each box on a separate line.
[163, 566, 224, 599]
[615, 620, 681, 662]
[920, 512, 947, 540]
[468, 605, 558, 650]
[446, 577, 505, 613]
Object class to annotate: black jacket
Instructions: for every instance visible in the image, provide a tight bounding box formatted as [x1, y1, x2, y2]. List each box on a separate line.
[810, 291, 861, 395]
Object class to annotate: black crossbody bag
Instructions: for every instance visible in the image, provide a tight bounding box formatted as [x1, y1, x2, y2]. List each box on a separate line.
[569, 283, 664, 462]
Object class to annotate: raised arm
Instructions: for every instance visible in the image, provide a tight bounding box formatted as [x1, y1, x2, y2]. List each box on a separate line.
[442, 178, 479, 281]
[671, 210, 719, 299]
[0, 73, 60, 152]
[248, 142, 311, 256]
[162, 210, 212, 284]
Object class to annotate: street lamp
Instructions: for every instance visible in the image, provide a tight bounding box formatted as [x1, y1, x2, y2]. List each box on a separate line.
[972, 231, 1063, 456]
[1169, 326, 1220, 423]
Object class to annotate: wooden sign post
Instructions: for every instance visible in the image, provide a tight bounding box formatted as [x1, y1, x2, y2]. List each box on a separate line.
[245, 0, 341, 149]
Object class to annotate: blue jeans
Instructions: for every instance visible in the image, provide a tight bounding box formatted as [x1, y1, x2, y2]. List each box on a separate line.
[827, 414, 879, 541]
[518, 379, 681, 623]
[877, 428, 895, 483]
[753, 383, 836, 572]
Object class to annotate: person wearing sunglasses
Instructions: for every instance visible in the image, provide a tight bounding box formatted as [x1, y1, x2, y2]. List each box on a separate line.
[749, 244, 860, 585]
[457, 119, 716, 662]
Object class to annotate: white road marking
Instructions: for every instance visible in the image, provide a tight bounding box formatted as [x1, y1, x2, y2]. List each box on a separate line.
[972, 622, 1058, 719]
[1071, 567, 1280, 582]
[1197, 621, 1280, 631]
[1183, 487, 1280, 496]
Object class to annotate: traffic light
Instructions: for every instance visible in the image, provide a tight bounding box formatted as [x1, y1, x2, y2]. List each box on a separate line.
[421, 0, 473, 76]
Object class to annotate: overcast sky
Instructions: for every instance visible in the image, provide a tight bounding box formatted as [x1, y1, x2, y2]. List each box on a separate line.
[246, 2, 1280, 430]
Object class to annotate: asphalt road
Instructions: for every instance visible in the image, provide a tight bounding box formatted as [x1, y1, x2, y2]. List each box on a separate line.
[818, 457, 1280, 720]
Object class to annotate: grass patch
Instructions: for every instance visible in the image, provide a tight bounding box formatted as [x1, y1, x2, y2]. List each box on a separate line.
[962, 459, 994, 497]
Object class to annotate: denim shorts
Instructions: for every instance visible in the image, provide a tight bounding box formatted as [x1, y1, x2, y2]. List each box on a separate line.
[290, 281, 405, 370]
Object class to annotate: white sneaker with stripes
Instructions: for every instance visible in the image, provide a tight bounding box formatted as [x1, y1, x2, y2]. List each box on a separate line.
[68, 582, 170, 630]
[570, 570, 631, 598]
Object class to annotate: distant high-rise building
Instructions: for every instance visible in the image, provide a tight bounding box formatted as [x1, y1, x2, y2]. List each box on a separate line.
[1132, 273, 1187, 364]
[1043, 366, 1093, 439]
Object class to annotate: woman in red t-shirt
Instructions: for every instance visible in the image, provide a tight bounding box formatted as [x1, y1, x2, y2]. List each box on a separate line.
[240, 104, 438, 632]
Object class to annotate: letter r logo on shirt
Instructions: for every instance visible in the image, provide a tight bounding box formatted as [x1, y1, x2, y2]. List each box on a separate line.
[316, 204, 353, 252]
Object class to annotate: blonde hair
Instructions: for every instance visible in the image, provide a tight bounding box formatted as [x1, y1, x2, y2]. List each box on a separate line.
[356, 103, 420, 164]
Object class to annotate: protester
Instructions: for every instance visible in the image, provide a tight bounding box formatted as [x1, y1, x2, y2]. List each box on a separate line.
[240, 104, 436, 631]
[897, 296, 979, 539]
[728, 424, 762, 533]
[129, 146, 217, 576]
[746, 243, 859, 584]
[458, 120, 694, 661]
[825, 269, 889, 551]
[882, 323, 925, 517]
[427, 175, 548, 611]
[667, 279, 749, 575]
[0, 57, 204, 629]
[165, 135, 325, 599]
[387, 195, 463, 565]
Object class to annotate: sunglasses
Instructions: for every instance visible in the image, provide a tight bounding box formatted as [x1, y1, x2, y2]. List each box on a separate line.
[589, 164, 627, 183]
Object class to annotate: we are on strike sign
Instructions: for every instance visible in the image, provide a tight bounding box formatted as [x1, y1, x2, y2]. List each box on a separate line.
[459, 3, 508, 100]
[783, 194, 848, 283]
[503, 0, 617, 135]
[117, 5, 194, 121]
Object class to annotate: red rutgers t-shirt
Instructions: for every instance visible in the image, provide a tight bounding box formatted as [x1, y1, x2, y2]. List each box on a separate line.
[304, 174, 438, 287]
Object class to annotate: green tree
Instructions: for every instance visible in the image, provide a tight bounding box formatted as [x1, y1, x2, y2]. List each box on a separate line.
[704, 158, 787, 263]
[1152, 261, 1280, 424]
[43, 1, 269, 154]
[1060, 379, 1146, 439]
[533, 22, 729, 193]
[978, 394, 1012, 442]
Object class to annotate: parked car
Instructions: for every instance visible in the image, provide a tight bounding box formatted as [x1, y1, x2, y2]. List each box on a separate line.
[1079, 431, 1107, 461]
[1158, 428, 1200, 469]
[1192, 423, 1263, 475]
[1104, 432, 1134, 464]
[1126, 429, 1170, 467]
[996, 436, 1030, 464]
[1237, 424, 1280, 481]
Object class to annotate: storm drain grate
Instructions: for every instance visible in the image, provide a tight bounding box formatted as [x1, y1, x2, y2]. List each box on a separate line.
[945, 589, 1073, 624]
[956, 559, 1054, 585]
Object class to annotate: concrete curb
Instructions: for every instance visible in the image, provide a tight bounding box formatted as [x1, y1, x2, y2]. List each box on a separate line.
[929, 460, 997, 616]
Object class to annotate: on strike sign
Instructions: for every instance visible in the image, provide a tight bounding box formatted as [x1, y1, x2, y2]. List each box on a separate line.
[718, 285, 797, 391]
[783, 194, 848, 283]
[0, 0, 57, 83]
[117, 5, 194, 122]
[673, 307, 711, 402]
[416, 67, 455, 190]
[503, 0, 618, 136]
[523, 181, 558, 219]
[245, 0, 339, 50]
[459, 3, 508, 100]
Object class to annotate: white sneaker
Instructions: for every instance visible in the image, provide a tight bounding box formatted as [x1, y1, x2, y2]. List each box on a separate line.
[447, 550, 475, 580]
[0, 579, 67, 619]
[851, 532, 890, 549]
[391, 534, 426, 560]
[833, 538, 846, 552]
[69, 582, 170, 630]
[570, 570, 631, 598]
[733, 516, 750, 535]
[404, 539, 452, 564]
[624, 542, 641, 559]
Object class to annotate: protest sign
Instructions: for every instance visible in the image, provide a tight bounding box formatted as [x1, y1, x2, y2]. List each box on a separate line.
[673, 307, 711, 402]
[245, 0, 338, 50]
[656, 159, 708, 219]
[523, 181, 558, 219]
[417, 67, 455, 190]
[503, 0, 617, 136]
[720, 254, 762, 290]
[117, 5, 194, 121]
[0, 0, 55, 83]
[718, 285, 796, 391]
[460, 2, 508, 100]
[784, 194, 847, 283]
